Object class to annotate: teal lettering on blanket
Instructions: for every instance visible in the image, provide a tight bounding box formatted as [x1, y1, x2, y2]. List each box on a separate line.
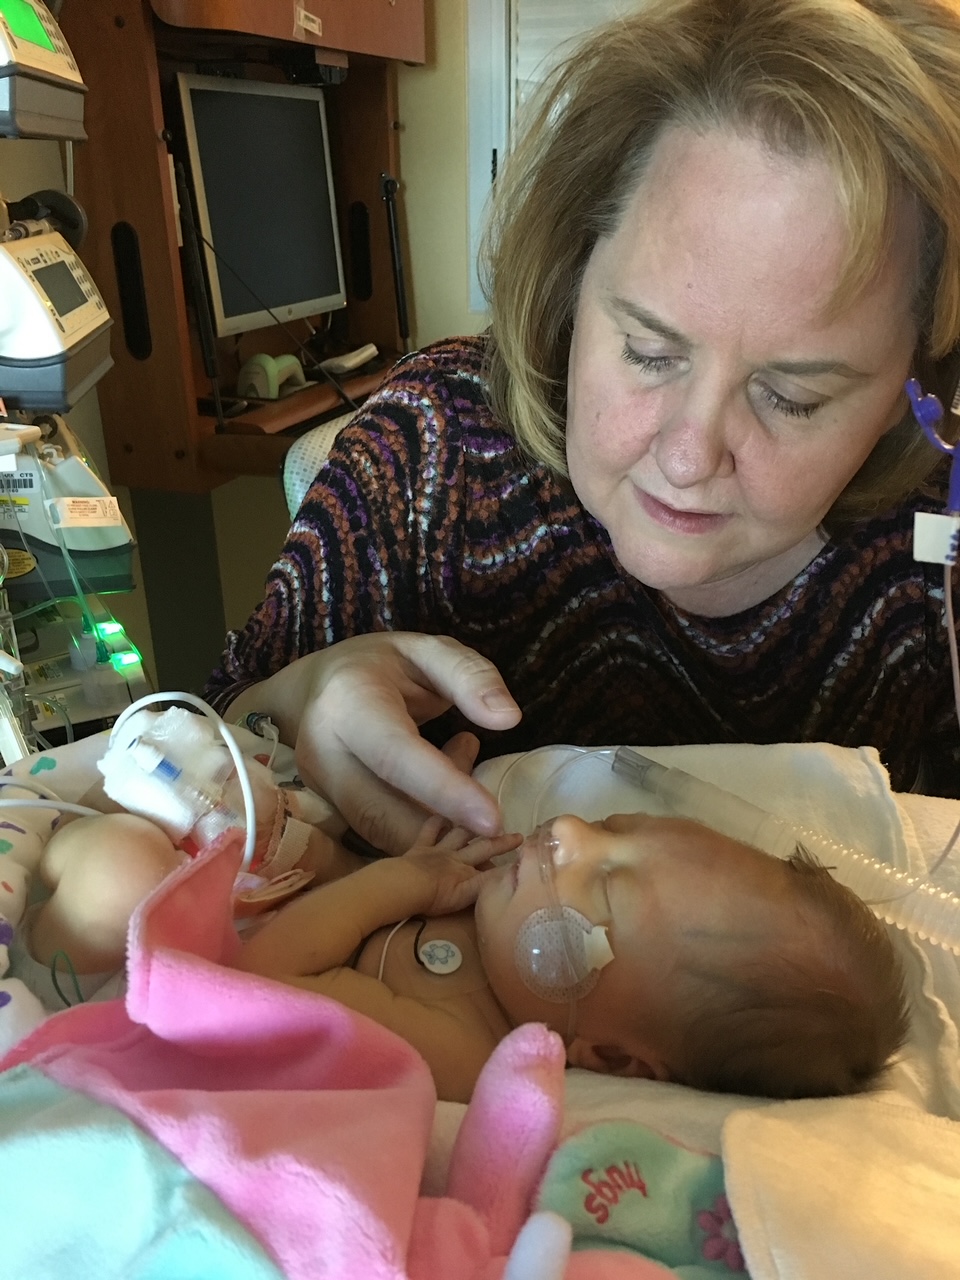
[29, 757, 56, 774]
[580, 1161, 648, 1223]
[536, 1119, 744, 1273]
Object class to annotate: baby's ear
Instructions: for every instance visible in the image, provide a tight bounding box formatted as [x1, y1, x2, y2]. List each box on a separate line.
[565, 1038, 671, 1081]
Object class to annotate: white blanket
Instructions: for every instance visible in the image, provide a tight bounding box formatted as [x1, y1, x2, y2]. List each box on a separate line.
[467, 742, 960, 1280]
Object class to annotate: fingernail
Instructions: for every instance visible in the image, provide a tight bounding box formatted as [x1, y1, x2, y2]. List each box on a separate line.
[465, 804, 501, 837]
[481, 689, 518, 713]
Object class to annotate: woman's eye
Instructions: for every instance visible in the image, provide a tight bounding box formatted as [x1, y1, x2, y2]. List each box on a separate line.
[622, 343, 677, 374]
[755, 381, 823, 420]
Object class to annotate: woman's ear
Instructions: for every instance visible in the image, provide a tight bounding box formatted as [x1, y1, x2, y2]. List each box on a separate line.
[565, 1038, 671, 1081]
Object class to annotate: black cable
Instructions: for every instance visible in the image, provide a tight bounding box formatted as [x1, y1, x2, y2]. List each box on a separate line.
[173, 163, 229, 432]
[380, 173, 411, 354]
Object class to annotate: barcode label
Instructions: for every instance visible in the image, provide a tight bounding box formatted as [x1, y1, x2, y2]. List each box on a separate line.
[0, 474, 35, 491]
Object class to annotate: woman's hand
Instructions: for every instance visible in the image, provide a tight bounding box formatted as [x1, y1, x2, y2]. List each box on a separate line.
[399, 815, 522, 916]
[232, 633, 521, 854]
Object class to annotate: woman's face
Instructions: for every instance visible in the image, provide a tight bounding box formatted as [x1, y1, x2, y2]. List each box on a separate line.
[565, 125, 920, 616]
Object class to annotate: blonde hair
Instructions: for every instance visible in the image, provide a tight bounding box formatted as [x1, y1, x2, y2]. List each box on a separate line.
[667, 846, 909, 1099]
[482, 0, 960, 533]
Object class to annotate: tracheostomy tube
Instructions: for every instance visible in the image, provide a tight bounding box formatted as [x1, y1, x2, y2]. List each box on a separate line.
[612, 746, 960, 956]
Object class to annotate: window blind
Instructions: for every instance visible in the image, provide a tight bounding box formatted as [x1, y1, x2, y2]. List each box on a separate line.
[513, 1, 637, 112]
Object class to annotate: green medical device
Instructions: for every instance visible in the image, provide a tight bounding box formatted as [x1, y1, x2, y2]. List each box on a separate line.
[0, 0, 86, 139]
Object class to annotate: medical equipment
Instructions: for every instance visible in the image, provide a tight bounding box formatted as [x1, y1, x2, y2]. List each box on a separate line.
[906, 376, 960, 561]
[511, 822, 615, 1026]
[613, 747, 960, 954]
[107, 692, 259, 870]
[0, 2, 146, 762]
[0, 0, 86, 140]
[0, 414, 134, 601]
[0, 208, 112, 412]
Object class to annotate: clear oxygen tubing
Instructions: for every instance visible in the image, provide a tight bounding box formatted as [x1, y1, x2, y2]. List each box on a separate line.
[612, 746, 960, 957]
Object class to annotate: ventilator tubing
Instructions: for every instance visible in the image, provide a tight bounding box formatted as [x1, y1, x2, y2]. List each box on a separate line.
[613, 747, 960, 956]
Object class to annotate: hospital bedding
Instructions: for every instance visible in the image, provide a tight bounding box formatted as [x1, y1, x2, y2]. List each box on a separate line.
[0, 739, 957, 1277]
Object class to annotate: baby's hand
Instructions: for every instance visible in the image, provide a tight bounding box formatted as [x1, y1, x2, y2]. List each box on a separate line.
[401, 815, 521, 916]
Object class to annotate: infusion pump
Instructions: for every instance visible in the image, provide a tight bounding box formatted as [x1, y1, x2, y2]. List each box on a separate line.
[0, 231, 112, 411]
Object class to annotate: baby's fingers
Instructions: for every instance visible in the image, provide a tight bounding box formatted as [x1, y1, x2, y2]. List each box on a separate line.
[412, 814, 449, 849]
[454, 831, 522, 866]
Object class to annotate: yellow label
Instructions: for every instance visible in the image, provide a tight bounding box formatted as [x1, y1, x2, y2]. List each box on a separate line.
[5, 548, 36, 578]
[0, 497, 29, 507]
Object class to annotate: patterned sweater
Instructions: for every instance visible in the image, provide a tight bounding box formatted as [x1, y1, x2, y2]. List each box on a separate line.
[205, 335, 960, 796]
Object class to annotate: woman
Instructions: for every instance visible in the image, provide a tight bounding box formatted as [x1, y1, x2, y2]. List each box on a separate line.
[206, 0, 960, 852]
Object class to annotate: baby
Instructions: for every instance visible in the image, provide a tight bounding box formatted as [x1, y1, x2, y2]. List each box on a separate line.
[238, 808, 910, 1105]
[5, 709, 909, 1103]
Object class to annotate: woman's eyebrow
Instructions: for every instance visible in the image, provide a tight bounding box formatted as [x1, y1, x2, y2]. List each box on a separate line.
[610, 296, 690, 348]
[610, 295, 870, 380]
[764, 358, 869, 380]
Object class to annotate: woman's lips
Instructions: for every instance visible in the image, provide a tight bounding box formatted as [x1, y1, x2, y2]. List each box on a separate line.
[637, 488, 730, 535]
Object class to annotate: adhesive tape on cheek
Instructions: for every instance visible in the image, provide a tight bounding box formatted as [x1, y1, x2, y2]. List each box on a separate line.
[514, 906, 614, 1003]
[584, 923, 614, 971]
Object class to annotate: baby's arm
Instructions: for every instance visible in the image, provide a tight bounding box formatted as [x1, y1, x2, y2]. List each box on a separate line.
[239, 819, 520, 1100]
[239, 818, 515, 975]
[29, 813, 183, 974]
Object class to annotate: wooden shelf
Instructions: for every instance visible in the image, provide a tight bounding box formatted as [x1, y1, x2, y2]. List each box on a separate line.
[218, 366, 388, 435]
[59, 0, 422, 492]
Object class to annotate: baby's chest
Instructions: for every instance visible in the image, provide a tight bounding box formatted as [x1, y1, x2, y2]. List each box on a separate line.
[355, 913, 491, 1006]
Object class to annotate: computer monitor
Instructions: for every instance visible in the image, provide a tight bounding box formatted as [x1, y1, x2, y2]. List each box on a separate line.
[176, 73, 346, 338]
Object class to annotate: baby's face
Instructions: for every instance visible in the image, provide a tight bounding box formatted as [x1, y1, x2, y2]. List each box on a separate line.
[473, 812, 804, 1062]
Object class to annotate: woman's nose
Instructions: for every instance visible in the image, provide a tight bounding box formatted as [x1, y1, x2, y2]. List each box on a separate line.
[652, 395, 736, 488]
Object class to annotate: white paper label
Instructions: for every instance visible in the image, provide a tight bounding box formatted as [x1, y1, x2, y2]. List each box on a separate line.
[296, 7, 322, 36]
[44, 496, 123, 528]
[914, 510, 960, 565]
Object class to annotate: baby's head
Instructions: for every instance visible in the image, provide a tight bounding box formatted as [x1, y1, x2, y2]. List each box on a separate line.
[473, 813, 908, 1099]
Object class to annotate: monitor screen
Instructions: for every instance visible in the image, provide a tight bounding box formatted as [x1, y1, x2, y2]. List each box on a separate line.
[0, 0, 55, 51]
[177, 74, 346, 338]
[33, 260, 87, 317]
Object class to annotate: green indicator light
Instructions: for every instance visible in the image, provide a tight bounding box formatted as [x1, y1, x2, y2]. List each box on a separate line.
[0, 1, 56, 52]
[95, 621, 124, 638]
[110, 651, 140, 671]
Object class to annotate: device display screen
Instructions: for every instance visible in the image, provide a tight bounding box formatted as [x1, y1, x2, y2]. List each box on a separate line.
[0, 0, 55, 51]
[33, 260, 87, 317]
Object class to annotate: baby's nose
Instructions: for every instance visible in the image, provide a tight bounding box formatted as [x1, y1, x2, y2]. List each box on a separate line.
[545, 814, 602, 871]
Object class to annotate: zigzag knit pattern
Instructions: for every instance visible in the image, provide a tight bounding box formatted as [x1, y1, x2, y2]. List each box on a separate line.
[205, 335, 959, 796]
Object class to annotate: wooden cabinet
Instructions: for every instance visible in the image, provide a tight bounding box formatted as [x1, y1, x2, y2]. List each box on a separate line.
[151, 0, 425, 63]
[58, 0, 425, 493]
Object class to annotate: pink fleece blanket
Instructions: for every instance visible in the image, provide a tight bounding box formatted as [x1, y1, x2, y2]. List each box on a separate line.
[0, 831, 671, 1278]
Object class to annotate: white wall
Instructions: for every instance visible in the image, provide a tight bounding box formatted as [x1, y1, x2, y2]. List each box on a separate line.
[399, 0, 485, 345]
